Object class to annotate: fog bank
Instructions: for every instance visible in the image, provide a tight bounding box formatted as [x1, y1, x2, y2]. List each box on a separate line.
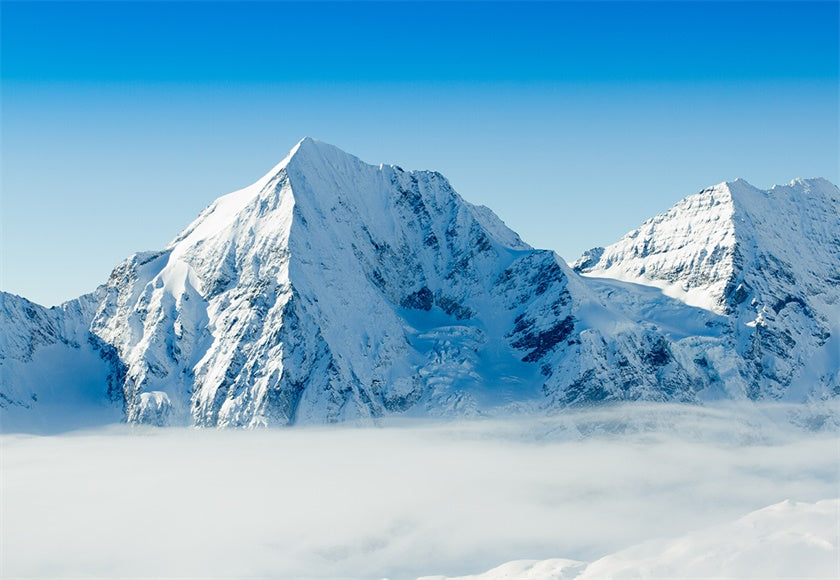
[2, 402, 838, 578]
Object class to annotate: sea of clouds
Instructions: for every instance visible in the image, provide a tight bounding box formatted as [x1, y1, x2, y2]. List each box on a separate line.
[2, 402, 838, 578]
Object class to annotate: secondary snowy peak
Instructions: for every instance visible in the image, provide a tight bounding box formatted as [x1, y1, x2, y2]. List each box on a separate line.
[575, 177, 840, 399]
[574, 178, 839, 314]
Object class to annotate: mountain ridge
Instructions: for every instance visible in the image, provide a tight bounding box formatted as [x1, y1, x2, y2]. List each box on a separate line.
[2, 140, 837, 428]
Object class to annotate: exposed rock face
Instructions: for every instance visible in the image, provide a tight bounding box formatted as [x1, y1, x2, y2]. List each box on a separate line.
[2, 140, 837, 427]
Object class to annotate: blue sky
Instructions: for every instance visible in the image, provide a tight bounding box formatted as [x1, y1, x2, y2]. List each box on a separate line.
[2, 1, 838, 306]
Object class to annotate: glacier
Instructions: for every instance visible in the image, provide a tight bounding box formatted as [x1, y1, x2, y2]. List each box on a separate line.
[1, 138, 838, 428]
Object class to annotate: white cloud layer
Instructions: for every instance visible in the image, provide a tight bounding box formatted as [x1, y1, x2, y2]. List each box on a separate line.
[2, 402, 837, 578]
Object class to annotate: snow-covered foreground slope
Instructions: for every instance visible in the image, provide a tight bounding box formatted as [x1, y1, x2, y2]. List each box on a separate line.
[2, 404, 837, 578]
[575, 177, 840, 401]
[429, 499, 839, 580]
[1, 139, 838, 427]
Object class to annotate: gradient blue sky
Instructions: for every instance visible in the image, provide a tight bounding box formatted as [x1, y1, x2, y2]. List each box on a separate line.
[2, 1, 838, 306]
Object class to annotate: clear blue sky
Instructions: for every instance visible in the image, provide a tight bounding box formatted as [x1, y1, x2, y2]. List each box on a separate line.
[2, 1, 838, 306]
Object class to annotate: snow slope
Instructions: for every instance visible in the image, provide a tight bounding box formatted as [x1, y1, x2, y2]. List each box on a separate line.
[431, 499, 840, 580]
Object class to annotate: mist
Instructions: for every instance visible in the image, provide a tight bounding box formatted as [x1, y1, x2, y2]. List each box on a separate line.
[2, 402, 837, 578]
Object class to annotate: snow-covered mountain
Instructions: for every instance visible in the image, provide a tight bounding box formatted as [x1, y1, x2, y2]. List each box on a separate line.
[88, 137, 551, 426]
[1, 140, 837, 427]
[574, 178, 840, 400]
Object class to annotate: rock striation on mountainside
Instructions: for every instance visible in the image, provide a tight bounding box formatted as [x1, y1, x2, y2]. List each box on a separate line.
[1, 139, 837, 428]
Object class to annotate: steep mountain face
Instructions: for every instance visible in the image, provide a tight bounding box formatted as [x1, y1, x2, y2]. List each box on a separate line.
[1, 140, 837, 428]
[574, 178, 840, 399]
[87, 138, 553, 426]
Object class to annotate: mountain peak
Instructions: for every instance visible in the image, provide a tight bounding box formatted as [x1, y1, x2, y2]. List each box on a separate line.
[723, 177, 751, 187]
[286, 137, 367, 173]
[166, 138, 357, 255]
[290, 136, 345, 161]
[574, 177, 839, 313]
